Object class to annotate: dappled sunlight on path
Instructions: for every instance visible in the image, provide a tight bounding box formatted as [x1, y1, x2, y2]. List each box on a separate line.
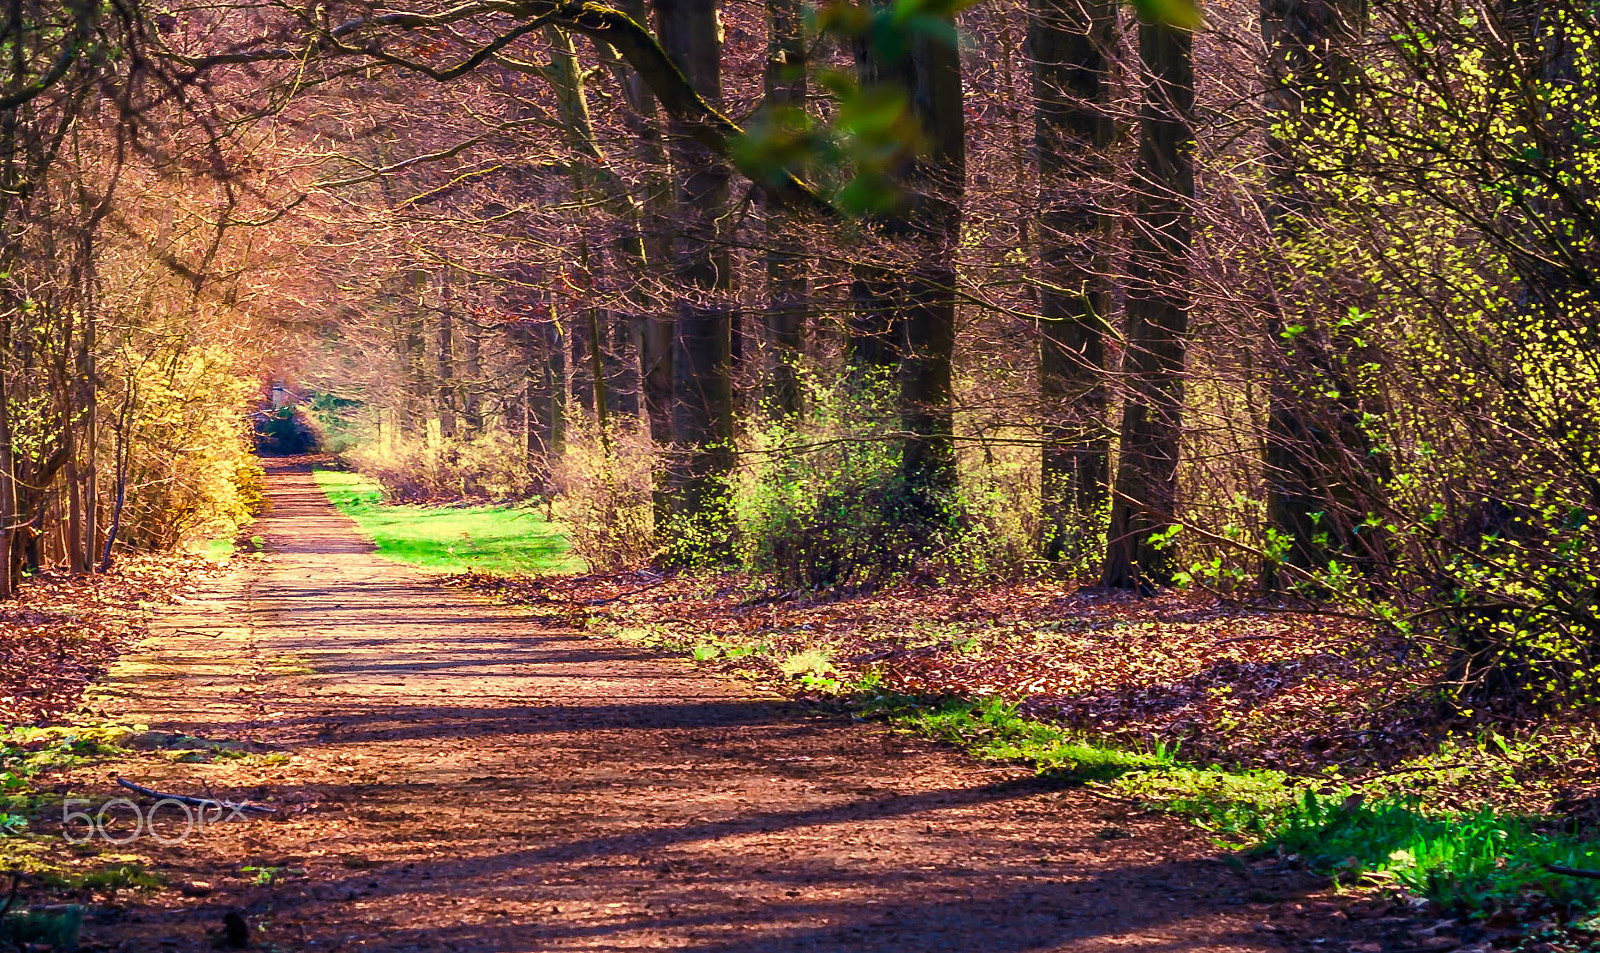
[79, 457, 1335, 952]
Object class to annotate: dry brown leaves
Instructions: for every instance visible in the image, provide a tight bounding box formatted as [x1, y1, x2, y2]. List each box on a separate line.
[449, 571, 1462, 771]
[0, 555, 231, 727]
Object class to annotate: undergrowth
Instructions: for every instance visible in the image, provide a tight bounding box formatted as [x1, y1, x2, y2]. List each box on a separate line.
[0, 723, 166, 899]
[0, 725, 140, 825]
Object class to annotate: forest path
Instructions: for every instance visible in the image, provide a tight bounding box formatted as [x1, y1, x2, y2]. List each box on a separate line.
[79, 457, 1335, 952]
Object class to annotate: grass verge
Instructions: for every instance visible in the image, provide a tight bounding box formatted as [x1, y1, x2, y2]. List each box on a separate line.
[873, 694, 1600, 921]
[315, 469, 581, 575]
[1, 746, 159, 951]
[604, 620, 1600, 923]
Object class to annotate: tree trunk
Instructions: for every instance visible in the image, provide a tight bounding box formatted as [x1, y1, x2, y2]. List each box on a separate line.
[601, 0, 675, 450]
[66, 432, 82, 574]
[516, 320, 556, 484]
[847, 263, 904, 377]
[404, 272, 428, 438]
[846, 17, 912, 379]
[463, 315, 483, 436]
[654, 0, 735, 553]
[544, 21, 657, 436]
[66, 447, 83, 572]
[589, 303, 612, 446]
[547, 301, 569, 457]
[1032, 0, 1116, 562]
[100, 378, 132, 572]
[850, 7, 966, 497]
[600, 0, 677, 521]
[610, 312, 640, 418]
[898, 25, 966, 496]
[761, 0, 808, 417]
[1102, 14, 1195, 591]
[436, 266, 457, 441]
[83, 350, 96, 572]
[525, 366, 544, 462]
[569, 298, 595, 420]
[0, 343, 13, 600]
[1258, 0, 1368, 585]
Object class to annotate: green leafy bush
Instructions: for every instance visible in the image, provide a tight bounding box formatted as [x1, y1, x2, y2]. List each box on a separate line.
[735, 372, 1030, 592]
[549, 423, 656, 572]
[1164, 10, 1600, 712]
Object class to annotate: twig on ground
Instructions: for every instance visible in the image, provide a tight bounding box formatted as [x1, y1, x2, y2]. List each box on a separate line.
[584, 578, 671, 606]
[1079, 786, 1144, 807]
[734, 589, 801, 609]
[1210, 634, 1291, 647]
[1546, 863, 1600, 880]
[116, 778, 277, 816]
[847, 647, 938, 665]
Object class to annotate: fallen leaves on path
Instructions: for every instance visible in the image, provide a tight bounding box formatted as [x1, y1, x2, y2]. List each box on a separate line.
[0, 556, 231, 727]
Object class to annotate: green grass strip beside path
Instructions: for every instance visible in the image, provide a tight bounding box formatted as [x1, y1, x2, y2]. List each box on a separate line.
[880, 695, 1600, 920]
[313, 469, 582, 576]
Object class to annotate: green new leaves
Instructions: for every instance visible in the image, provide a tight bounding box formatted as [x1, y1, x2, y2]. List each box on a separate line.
[734, 0, 950, 213]
[734, 0, 1201, 214]
[814, 0, 964, 60]
[1129, 0, 1202, 30]
[732, 81, 922, 214]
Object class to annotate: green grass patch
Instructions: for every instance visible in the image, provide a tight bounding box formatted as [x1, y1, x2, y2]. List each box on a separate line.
[74, 862, 160, 893]
[863, 693, 1600, 918]
[315, 469, 582, 575]
[1268, 794, 1600, 914]
[0, 725, 153, 895]
[187, 538, 235, 559]
[0, 725, 142, 823]
[875, 695, 1176, 783]
[1, 725, 139, 780]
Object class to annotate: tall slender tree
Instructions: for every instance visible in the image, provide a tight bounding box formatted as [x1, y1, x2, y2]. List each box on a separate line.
[1103, 6, 1196, 590]
[762, 0, 809, 418]
[1031, 0, 1116, 563]
[897, 23, 966, 496]
[437, 264, 458, 440]
[1259, 0, 1370, 584]
[849, 8, 966, 497]
[654, 0, 736, 548]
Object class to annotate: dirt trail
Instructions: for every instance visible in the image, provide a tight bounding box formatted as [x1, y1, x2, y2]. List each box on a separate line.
[76, 458, 1346, 952]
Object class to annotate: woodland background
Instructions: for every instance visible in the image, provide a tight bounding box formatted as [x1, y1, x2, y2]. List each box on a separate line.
[4, 0, 1600, 935]
[0, 0, 1596, 744]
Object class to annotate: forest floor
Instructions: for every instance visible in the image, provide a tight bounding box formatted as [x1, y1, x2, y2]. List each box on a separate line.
[447, 570, 1600, 820]
[0, 455, 1471, 952]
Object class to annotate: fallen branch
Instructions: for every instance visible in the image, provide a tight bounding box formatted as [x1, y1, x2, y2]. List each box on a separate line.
[1546, 864, 1600, 880]
[846, 646, 938, 665]
[584, 578, 672, 606]
[116, 778, 277, 816]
